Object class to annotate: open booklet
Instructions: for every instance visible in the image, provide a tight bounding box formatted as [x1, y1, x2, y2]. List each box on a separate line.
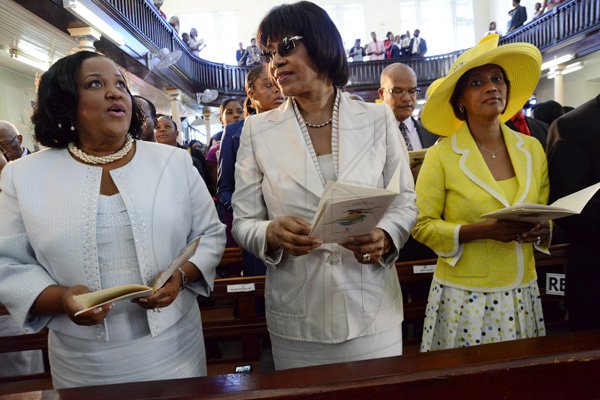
[481, 182, 600, 223]
[73, 237, 201, 316]
[309, 166, 400, 243]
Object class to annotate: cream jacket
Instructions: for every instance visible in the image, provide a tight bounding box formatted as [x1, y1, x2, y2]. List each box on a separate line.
[232, 94, 417, 343]
[0, 141, 226, 340]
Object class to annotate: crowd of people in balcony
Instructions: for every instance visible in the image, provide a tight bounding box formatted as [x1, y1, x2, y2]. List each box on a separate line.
[1, 0, 597, 392]
[346, 29, 427, 62]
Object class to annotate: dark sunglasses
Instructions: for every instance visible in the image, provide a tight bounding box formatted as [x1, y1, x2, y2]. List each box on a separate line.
[261, 36, 303, 60]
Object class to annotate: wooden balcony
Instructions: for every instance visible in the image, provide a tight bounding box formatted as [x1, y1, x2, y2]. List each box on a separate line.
[16, 0, 600, 105]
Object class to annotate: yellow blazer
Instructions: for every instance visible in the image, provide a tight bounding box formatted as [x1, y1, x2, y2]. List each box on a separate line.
[413, 123, 549, 291]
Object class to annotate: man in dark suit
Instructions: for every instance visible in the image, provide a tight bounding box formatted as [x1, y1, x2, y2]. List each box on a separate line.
[508, 0, 527, 32]
[548, 94, 600, 331]
[379, 63, 437, 335]
[378, 63, 438, 151]
[408, 29, 427, 57]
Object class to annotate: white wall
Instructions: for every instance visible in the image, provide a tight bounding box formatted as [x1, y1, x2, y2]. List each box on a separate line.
[0, 65, 38, 149]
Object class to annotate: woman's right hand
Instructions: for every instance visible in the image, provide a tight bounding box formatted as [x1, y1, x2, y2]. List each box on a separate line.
[62, 285, 112, 326]
[266, 216, 322, 256]
[460, 219, 535, 243]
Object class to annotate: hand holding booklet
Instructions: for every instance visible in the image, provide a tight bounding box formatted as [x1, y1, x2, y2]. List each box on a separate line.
[481, 182, 600, 223]
[309, 166, 400, 243]
[73, 237, 201, 316]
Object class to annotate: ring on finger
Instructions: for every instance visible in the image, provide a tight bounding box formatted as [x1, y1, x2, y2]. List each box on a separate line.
[153, 306, 161, 313]
[535, 236, 542, 246]
[362, 252, 371, 263]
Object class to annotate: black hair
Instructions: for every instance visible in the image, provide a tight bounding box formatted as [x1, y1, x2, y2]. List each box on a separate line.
[449, 64, 511, 121]
[32, 51, 143, 148]
[532, 100, 564, 125]
[133, 95, 157, 120]
[257, 1, 349, 87]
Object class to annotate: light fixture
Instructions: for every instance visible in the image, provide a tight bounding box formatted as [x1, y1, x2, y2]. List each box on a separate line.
[62, 0, 125, 46]
[547, 61, 583, 79]
[541, 54, 574, 71]
[8, 48, 49, 71]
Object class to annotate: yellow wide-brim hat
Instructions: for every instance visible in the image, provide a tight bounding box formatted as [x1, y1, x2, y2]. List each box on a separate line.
[421, 34, 542, 136]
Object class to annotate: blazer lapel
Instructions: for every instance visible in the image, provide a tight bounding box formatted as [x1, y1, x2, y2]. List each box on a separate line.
[261, 100, 324, 198]
[336, 94, 374, 182]
[452, 124, 510, 207]
[503, 125, 533, 204]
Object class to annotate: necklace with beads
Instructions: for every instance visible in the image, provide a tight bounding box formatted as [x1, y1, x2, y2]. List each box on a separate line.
[304, 117, 333, 128]
[68, 134, 134, 165]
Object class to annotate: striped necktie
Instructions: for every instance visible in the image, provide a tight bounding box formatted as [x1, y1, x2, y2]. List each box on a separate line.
[399, 122, 413, 151]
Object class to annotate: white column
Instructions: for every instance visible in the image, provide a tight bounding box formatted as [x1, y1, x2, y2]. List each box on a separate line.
[554, 67, 565, 105]
[67, 27, 101, 52]
[166, 88, 183, 143]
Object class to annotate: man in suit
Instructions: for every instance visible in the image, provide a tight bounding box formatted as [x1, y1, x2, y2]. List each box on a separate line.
[548, 94, 600, 331]
[378, 63, 438, 151]
[0, 120, 29, 161]
[378, 63, 437, 331]
[508, 0, 528, 32]
[408, 29, 427, 57]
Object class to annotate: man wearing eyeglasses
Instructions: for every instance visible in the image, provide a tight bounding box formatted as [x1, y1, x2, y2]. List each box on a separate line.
[378, 63, 438, 151]
[0, 121, 29, 162]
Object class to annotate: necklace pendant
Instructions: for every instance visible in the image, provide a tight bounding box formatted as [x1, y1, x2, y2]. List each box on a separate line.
[491, 153, 496, 159]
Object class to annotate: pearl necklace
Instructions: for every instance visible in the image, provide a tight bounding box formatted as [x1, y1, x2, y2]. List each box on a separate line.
[68, 135, 134, 165]
[304, 117, 333, 129]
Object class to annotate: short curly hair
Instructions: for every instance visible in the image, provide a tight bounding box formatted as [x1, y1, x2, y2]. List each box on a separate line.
[32, 51, 143, 148]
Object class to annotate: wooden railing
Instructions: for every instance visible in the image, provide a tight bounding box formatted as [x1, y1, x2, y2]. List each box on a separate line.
[501, 0, 600, 50]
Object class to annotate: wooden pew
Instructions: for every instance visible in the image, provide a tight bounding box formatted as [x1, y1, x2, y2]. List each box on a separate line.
[0, 243, 571, 390]
[54, 329, 600, 400]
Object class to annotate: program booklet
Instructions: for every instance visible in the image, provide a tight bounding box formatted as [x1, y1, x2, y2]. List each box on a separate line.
[309, 167, 400, 243]
[409, 149, 427, 181]
[73, 237, 201, 316]
[481, 181, 600, 223]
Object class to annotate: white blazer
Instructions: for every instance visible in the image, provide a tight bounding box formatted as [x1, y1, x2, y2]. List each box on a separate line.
[232, 94, 417, 343]
[0, 141, 226, 340]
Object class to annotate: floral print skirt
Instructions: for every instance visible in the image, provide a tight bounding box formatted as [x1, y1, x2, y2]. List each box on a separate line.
[420, 279, 546, 352]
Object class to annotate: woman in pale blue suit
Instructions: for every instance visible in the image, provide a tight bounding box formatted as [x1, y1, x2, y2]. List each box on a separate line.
[232, 1, 417, 370]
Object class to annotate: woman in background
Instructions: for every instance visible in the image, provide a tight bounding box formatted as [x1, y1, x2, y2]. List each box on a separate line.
[218, 64, 284, 275]
[414, 34, 549, 351]
[0, 51, 225, 388]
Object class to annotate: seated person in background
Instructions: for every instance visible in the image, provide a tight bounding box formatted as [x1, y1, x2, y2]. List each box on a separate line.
[414, 34, 550, 352]
[0, 51, 226, 388]
[548, 93, 600, 331]
[218, 65, 284, 275]
[155, 116, 208, 182]
[133, 95, 157, 142]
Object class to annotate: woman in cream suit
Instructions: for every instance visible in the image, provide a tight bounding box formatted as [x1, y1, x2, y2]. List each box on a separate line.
[414, 34, 550, 351]
[232, 1, 417, 370]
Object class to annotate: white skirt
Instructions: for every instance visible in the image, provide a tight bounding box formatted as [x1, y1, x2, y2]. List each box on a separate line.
[49, 305, 206, 389]
[420, 279, 546, 352]
[270, 324, 403, 370]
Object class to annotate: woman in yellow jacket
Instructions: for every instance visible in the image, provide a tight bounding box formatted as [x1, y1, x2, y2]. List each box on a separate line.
[414, 34, 551, 351]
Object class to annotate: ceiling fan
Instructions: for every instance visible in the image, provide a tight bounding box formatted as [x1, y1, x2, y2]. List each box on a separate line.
[198, 88, 219, 103]
[154, 47, 182, 69]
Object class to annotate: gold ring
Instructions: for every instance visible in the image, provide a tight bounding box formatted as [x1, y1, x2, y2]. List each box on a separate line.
[362, 253, 371, 263]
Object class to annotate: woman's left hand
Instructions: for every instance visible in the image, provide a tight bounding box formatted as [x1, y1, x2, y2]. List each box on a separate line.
[133, 272, 182, 311]
[518, 222, 550, 245]
[340, 228, 392, 265]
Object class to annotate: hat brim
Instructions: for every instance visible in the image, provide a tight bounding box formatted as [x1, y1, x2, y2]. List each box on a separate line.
[421, 41, 542, 136]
